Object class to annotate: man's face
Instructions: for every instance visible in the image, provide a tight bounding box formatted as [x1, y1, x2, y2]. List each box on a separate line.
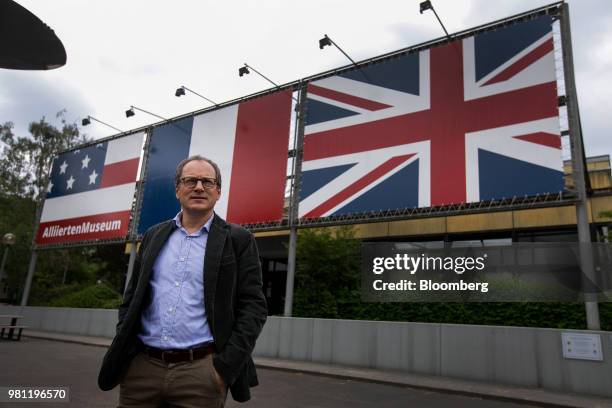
[175, 160, 220, 217]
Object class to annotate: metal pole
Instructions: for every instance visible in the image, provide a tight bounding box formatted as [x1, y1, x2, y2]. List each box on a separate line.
[284, 82, 307, 317]
[559, 3, 600, 329]
[0, 247, 8, 283]
[20, 251, 37, 306]
[431, 7, 450, 39]
[125, 242, 137, 294]
[123, 128, 151, 295]
[87, 116, 124, 133]
[284, 228, 297, 316]
[181, 86, 219, 106]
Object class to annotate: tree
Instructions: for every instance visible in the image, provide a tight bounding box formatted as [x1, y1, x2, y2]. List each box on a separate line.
[293, 226, 361, 318]
[0, 112, 91, 303]
[0, 110, 88, 200]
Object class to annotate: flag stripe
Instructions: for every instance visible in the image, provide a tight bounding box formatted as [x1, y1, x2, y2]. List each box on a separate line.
[36, 211, 131, 245]
[514, 132, 561, 149]
[100, 158, 140, 188]
[305, 154, 414, 218]
[483, 39, 554, 85]
[105, 132, 144, 164]
[40, 183, 137, 222]
[137, 117, 193, 235]
[226, 90, 293, 223]
[189, 106, 239, 219]
[308, 84, 392, 111]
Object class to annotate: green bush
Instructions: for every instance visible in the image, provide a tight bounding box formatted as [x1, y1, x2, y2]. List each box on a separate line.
[49, 284, 122, 309]
[292, 226, 612, 331]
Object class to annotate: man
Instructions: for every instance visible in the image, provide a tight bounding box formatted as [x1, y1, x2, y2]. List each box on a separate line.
[98, 155, 268, 407]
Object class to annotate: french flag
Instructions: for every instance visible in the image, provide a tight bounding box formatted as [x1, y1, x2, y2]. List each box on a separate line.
[36, 132, 144, 246]
[138, 90, 293, 234]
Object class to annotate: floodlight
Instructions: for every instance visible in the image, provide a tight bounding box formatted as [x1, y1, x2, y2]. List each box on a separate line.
[319, 35, 332, 49]
[238, 65, 250, 77]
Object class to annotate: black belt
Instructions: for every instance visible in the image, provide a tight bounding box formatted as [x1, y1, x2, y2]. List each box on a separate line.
[144, 343, 215, 364]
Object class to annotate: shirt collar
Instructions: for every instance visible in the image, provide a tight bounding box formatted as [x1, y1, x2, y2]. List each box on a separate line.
[173, 211, 214, 235]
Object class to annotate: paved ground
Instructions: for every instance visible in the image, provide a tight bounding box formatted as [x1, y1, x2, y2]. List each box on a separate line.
[0, 338, 542, 408]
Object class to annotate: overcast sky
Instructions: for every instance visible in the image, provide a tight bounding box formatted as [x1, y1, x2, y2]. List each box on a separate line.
[1, 0, 610, 158]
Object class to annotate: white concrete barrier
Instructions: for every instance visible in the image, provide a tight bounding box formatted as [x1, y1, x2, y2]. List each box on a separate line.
[1, 305, 610, 398]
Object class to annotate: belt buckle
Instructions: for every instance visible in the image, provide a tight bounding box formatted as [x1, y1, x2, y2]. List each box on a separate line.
[161, 350, 174, 364]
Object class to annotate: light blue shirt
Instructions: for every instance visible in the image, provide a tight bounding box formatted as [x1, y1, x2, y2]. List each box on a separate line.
[138, 212, 214, 349]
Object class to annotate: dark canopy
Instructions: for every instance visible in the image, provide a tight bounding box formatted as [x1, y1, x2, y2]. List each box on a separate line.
[0, 0, 66, 70]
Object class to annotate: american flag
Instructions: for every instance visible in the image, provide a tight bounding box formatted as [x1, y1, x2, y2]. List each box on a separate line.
[36, 132, 144, 246]
[299, 14, 563, 219]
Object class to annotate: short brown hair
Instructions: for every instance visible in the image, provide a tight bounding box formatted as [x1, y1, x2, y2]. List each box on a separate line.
[174, 155, 222, 189]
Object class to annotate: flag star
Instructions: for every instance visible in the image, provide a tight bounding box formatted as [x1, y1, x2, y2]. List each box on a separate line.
[96, 143, 104, 148]
[47, 181, 54, 192]
[73, 149, 80, 154]
[89, 169, 98, 185]
[81, 154, 91, 169]
[66, 175, 75, 190]
[59, 161, 68, 174]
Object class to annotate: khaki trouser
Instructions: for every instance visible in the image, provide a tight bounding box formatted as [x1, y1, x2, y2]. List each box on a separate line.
[119, 352, 227, 408]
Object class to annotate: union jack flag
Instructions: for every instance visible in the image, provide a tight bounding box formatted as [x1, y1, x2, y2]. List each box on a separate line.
[299, 15, 563, 219]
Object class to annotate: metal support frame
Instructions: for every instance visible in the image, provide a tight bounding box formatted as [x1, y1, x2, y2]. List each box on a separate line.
[284, 82, 307, 317]
[125, 243, 137, 294]
[295, 192, 574, 228]
[559, 3, 600, 329]
[20, 251, 37, 306]
[124, 128, 152, 293]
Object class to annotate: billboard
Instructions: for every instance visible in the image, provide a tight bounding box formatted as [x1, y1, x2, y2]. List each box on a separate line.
[299, 14, 563, 220]
[137, 90, 293, 234]
[35, 132, 145, 246]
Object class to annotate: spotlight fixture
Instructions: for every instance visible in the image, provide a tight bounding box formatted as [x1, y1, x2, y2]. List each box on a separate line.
[238, 63, 298, 104]
[317, 34, 357, 66]
[319, 35, 332, 49]
[419, 0, 450, 39]
[174, 85, 218, 106]
[238, 63, 280, 88]
[125, 105, 168, 121]
[419, 0, 432, 14]
[238, 65, 250, 77]
[81, 115, 123, 133]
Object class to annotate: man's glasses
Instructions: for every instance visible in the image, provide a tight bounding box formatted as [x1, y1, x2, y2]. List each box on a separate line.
[180, 177, 217, 189]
